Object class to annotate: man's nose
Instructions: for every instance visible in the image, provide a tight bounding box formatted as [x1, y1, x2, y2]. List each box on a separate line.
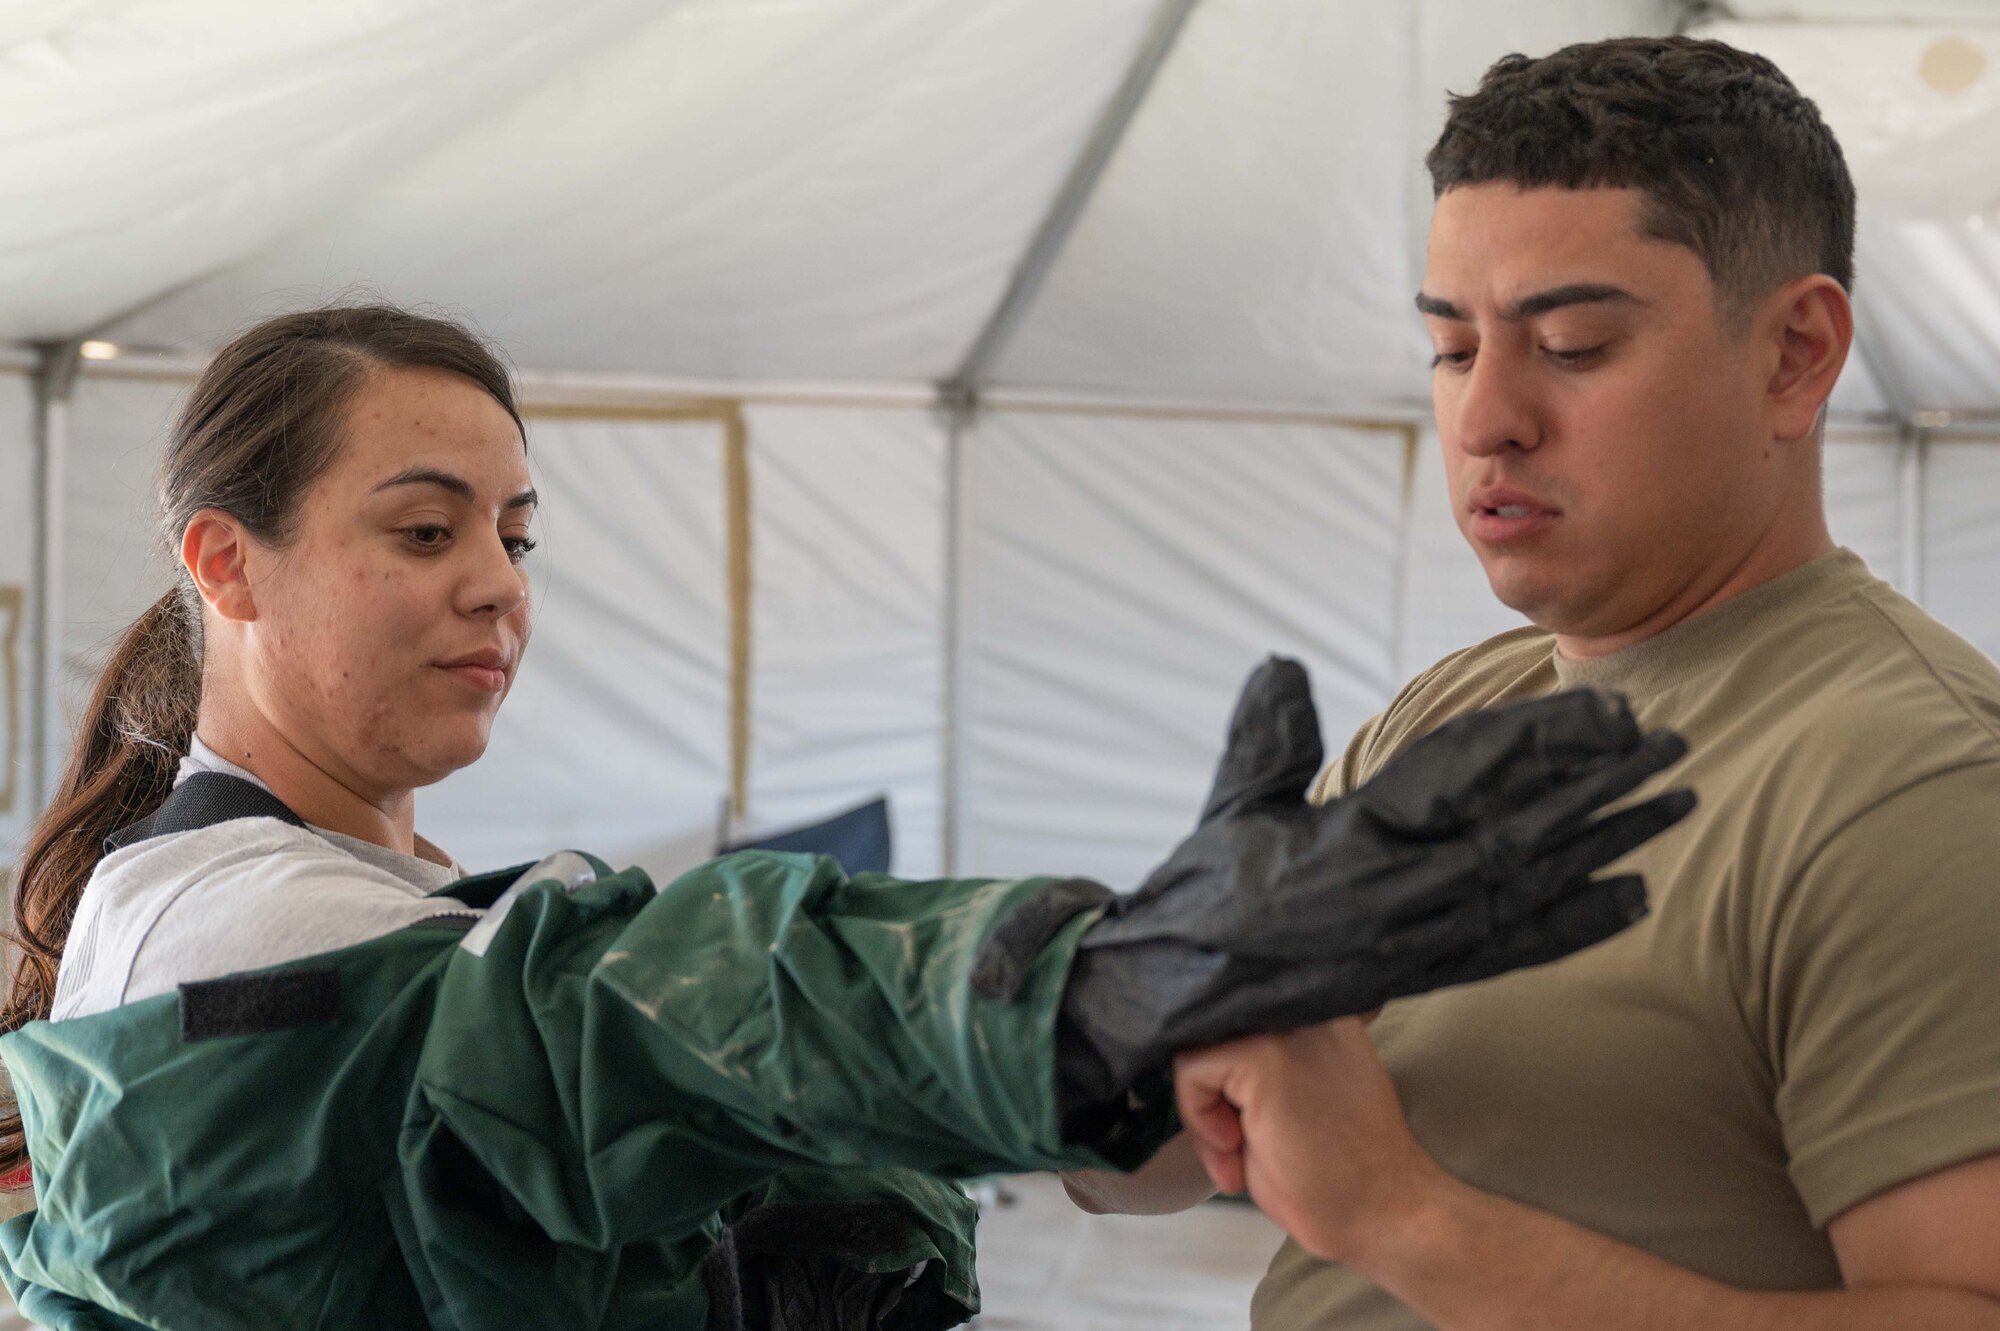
[1449, 346, 1542, 459]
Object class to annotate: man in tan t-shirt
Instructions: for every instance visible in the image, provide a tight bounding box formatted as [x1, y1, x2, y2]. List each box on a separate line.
[1164, 35, 2000, 1329]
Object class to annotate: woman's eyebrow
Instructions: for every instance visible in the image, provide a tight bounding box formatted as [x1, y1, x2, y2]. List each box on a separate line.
[373, 467, 474, 500]
[371, 467, 537, 511]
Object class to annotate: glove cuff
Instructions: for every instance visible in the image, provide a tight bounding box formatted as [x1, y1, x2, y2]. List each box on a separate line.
[970, 877, 1114, 1002]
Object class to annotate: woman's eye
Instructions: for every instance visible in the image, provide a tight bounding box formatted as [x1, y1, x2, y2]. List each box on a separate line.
[503, 536, 539, 564]
[403, 525, 451, 551]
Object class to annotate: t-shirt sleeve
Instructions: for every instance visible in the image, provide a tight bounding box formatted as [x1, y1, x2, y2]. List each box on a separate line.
[1308, 709, 1389, 806]
[1767, 761, 2000, 1226]
[120, 826, 477, 1006]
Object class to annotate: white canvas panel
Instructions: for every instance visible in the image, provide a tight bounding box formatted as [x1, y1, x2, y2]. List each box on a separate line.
[0, 372, 36, 867]
[422, 415, 733, 883]
[1919, 437, 2000, 661]
[58, 375, 185, 728]
[1851, 214, 2000, 411]
[1824, 431, 1907, 588]
[1, 0, 669, 339]
[742, 404, 946, 878]
[113, 0, 1157, 382]
[1698, 21, 2000, 220]
[991, 0, 1428, 407]
[1725, 2, 2000, 18]
[958, 410, 1404, 885]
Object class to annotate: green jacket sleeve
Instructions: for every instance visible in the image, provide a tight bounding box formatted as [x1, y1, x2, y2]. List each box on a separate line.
[407, 850, 1177, 1253]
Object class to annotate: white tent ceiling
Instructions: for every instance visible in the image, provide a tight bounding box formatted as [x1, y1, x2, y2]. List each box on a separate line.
[22, 0, 2000, 418]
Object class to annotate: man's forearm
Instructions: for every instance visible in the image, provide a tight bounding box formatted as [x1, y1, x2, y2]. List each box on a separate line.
[1355, 1175, 2000, 1331]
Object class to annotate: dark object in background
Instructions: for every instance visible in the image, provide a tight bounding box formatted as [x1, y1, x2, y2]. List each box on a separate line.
[720, 796, 893, 877]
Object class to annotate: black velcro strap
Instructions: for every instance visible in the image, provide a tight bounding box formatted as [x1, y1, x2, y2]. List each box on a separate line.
[699, 1200, 912, 1331]
[179, 968, 340, 1042]
[106, 772, 306, 855]
[726, 1199, 909, 1260]
[971, 877, 1115, 1002]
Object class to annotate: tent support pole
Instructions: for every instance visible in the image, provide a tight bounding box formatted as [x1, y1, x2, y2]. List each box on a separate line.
[934, 0, 1197, 873]
[1899, 427, 1927, 603]
[938, 0, 1201, 402]
[27, 342, 81, 825]
[940, 403, 968, 877]
[1388, 425, 1420, 681]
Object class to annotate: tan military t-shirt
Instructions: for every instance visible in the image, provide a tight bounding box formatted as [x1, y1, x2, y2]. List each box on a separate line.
[1254, 549, 2000, 1329]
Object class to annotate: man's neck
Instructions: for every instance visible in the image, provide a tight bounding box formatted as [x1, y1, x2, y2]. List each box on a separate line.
[1553, 521, 1836, 662]
[193, 703, 418, 858]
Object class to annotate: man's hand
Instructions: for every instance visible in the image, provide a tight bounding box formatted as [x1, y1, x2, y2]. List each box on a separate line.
[1174, 1026, 2000, 1331]
[1174, 1019, 1448, 1266]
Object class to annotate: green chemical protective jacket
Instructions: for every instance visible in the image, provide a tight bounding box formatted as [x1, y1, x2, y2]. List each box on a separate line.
[0, 801, 1176, 1330]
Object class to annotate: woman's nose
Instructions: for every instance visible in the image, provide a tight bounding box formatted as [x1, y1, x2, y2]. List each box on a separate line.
[460, 535, 529, 618]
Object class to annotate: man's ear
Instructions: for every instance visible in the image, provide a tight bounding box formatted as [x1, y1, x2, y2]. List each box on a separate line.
[181, 510, 258, 623]
[1764, 274, 1853, 443]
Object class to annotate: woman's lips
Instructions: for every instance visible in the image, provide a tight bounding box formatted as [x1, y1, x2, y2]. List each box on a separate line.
[440, 663, 507, 693]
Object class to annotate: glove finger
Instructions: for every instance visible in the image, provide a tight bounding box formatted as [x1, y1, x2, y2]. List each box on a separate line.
[1510, 787, 1696, 897]
[1488, 728, 1689, 860]
[1358, 689, 1644, 834]
[1381, 873, 1650, 1003]
[1198, 656, 1325, 822]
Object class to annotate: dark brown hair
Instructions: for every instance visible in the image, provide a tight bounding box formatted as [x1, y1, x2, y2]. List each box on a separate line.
[0, 305, 520, 1179]
[1426, 35, 1856, 318]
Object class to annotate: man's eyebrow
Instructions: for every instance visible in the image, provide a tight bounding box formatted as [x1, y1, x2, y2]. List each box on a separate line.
[372, 467, 538, 511]
[1415, 292, 1464, 320]
[1414, 284, 1645, 322]
[1506, 283, 1643, 319]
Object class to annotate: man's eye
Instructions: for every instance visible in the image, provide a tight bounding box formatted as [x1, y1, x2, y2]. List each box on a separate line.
[1431, 349, 1474, 371]
[1545, 345, 1605, 368]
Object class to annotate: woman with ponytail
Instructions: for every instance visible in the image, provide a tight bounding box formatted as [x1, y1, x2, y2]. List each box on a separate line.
[0, 305, 1688, 1329]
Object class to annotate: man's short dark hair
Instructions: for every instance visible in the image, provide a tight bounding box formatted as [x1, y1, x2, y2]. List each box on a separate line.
[1427, 36, 1856, 319]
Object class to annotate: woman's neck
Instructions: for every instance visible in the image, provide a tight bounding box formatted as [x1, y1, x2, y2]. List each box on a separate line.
[193, 705, 419, 858]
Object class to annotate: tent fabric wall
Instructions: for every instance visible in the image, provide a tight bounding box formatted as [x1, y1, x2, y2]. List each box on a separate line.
[1919, 437, 2000, 662]
[956, 409, 1404, 885]
[743, 403, 947, 879]
[0, 371, 34, 868]
[419, 414, 732, 881]
[36, 381, 953, 886]
[57, 375, 183, 726]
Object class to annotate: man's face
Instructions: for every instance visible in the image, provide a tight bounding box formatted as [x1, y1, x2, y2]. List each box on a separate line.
[1421, 185, 1780, 641]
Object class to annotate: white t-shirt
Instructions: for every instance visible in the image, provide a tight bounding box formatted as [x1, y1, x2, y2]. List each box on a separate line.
[51, 741, 478, 1021]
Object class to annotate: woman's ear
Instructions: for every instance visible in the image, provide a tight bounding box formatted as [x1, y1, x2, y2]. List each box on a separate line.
[1765, 274, 1853, 443]
[181, 511, 257, 623]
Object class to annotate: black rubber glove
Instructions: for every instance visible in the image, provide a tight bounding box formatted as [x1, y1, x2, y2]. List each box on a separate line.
[975, 656, 1695, 1119]
[702, 1200, 917, 1331]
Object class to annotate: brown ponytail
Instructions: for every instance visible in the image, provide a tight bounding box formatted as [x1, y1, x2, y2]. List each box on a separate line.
[0, 304, 520, 1181]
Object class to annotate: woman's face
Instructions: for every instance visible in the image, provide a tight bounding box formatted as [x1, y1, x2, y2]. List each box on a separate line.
[242, 366, 536, 799]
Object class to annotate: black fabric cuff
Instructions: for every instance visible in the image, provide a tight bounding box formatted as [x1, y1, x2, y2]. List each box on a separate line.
[970, 877, 1114, 1002]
